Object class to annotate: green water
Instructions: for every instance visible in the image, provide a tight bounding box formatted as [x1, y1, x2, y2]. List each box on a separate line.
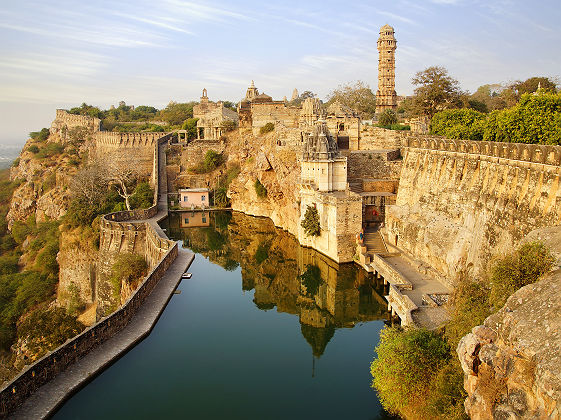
[53, 211, 395, 419]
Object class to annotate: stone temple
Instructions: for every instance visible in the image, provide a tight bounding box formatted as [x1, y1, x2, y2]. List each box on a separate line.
[376, 24, 397, 113]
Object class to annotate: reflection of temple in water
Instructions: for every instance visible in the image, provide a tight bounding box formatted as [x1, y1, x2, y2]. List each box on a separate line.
[165, 210, 389, 358]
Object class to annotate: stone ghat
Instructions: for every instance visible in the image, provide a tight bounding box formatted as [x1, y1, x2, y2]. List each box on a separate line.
[405, 136, 561, 166]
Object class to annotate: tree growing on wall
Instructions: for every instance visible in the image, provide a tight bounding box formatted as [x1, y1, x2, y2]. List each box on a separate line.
[301, 205, 320, 236]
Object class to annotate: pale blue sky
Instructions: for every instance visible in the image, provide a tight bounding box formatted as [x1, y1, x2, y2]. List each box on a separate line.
[1, 0, 559, 145]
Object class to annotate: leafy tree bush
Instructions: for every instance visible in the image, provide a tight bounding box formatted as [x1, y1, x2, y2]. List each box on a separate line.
[254, 178, 267, 198]
[11, 158, 20, 168]
[260, 122, 275, 135]
[181, 118, 199, 140]
[410, 66, 463, 117]
[370, 327, 451, 417]
[36, 143, 65, 159]
[68, 103, 103, 118]
[378, 109, 398, 126]
[27, 145, 39, 154]
[129, 182, 154, 209]
[301, 205, 320, 236]
[29, 128, 50, 142]
[190, 150, 223, 174]
[213, 187, 229, 207]
[483, 93, 561, 144]
[326, 80, 377, 118]
[430, 109, 487, 140]
[110, 253, 148, 302]
[16, 306, 84, 358]
[159, 101, 196, 126]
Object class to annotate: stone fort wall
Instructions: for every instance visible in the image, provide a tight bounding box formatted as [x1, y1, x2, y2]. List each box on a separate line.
[384, 137, 561, 285]
[1, 136, 177, 418]
[50, 109, 101, 139]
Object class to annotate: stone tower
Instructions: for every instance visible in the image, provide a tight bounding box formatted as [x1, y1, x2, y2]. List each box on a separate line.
[376, 24, 397, 113]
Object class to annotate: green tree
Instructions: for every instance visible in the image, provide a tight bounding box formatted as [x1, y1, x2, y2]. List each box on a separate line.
[181, 118, 199, 140]
[370, 327, 450, 417]
[411, 66, 463, 117]
[259, 122, 275, 135]
[430, 108, 487, 140]
[110, 253, 148, 301]
[326, 81, 377, 118]
[301, 205, 320, 236]
[159, 101, 196, 126]
[378, 109, 398, 126]
[511, 76, 557, 97]
[483, 92, 561, 144]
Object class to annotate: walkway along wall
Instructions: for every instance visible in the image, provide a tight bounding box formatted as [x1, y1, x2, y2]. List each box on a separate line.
[384, 137, 561, 285]
[0, 135, 177, 418]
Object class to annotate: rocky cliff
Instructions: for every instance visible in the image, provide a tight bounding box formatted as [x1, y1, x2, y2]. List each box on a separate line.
[457, 227, 561, 419]
[227, 128, 302, 237]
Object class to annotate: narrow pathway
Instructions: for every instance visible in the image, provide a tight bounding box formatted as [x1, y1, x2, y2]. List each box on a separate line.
[10, 138, 195, 419]
[11, 250, 194, 420]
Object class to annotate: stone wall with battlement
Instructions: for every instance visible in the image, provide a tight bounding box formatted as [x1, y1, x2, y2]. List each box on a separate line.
[94, 132, 171, 179]
[384, 137, 561, 285]
[50, 109, 101, 139]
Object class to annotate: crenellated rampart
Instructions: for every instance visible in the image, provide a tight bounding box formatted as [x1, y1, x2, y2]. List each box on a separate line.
[50, 109, 101, 138]
[384, 137, 561, 285]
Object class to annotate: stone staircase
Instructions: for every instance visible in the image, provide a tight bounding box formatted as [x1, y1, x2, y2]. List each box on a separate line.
[363, 228, 388, 256]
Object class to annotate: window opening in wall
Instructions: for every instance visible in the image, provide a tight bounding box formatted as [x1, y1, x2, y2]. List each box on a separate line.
[184, 218, 189, 224]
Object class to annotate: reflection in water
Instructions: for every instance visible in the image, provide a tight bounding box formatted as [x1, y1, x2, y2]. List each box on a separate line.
[167, 211, 389, 359]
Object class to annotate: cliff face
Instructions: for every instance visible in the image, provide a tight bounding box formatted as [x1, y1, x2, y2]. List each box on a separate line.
[227, 129, 301, 237]
[7, 132, 93, 228]
[457, 227, 561, 419]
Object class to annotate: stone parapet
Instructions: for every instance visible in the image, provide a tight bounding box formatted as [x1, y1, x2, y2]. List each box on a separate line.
[405, 137, 561, 166]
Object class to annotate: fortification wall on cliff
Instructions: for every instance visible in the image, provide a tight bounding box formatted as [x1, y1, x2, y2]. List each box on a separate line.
[50, 109, 101, 138]
[384, 136, 561, 283]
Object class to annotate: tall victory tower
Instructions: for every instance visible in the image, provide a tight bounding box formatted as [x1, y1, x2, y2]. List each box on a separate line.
[376, 24, 397, 113]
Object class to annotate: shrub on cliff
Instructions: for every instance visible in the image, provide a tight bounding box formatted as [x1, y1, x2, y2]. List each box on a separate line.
[259, 122, 275, 135]
[430, 108, 486, 140]
[301, 205, 320, 236]
[370, 327, 451, 417]
[190, 150, 223, 174]
[129, 182, 154, 210]
[254, 178, 267, 198]
[29, 128, 49, 142]
[110, 253, 148, 304]
[489, 241, 554, 309]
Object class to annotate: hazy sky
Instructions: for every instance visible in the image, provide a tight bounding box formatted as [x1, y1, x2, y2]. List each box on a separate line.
[1, 0, 559, 145]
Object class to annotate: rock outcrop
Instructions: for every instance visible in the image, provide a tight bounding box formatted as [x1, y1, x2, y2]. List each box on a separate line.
[458, 268, 561, 419]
